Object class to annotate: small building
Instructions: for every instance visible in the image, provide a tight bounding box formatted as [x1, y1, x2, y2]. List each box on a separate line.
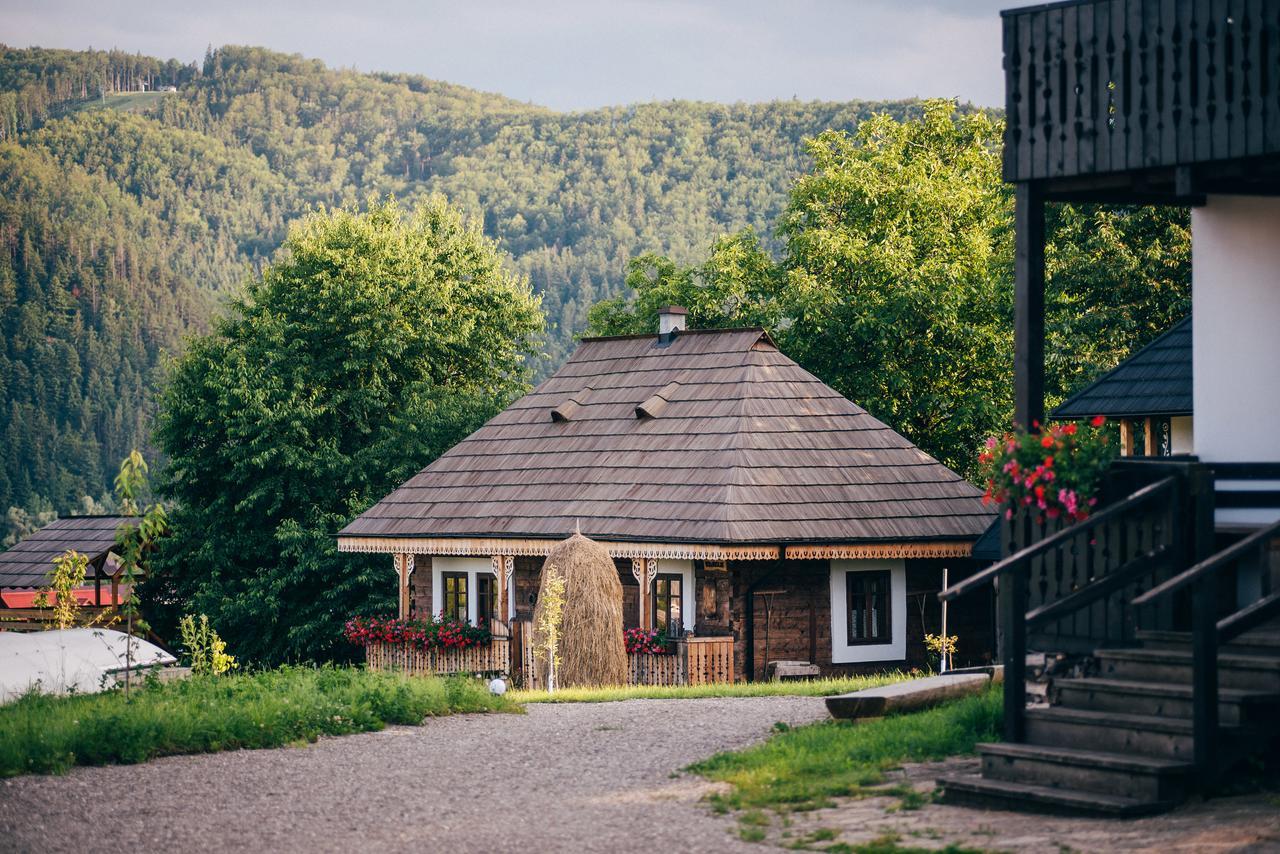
[0, 516, 136, 610]
[340, 311, 994, 679]
[1053, 315, 1192, 457]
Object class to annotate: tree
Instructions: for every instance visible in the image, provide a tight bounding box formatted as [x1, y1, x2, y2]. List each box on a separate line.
[148, 197, 544, 664]
[588, 101, 1190, 480]
[113, 449, 168, 696]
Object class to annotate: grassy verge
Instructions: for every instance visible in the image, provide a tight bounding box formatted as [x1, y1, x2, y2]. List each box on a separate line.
[0, 666, 517, 777]
[689, 687, 1002, 814]
[510, 672, 909, 704]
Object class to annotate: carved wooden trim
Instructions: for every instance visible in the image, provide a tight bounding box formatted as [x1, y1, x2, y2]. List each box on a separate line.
[785, 542, 973, 560]
[393, 553, 415, 619]
[339, 536, 780, 561]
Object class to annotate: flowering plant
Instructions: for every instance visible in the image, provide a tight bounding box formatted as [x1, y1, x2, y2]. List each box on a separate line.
[624, 627, 671, 655]
[978, 417, 1115, 524]
[342, 613, 492, 650]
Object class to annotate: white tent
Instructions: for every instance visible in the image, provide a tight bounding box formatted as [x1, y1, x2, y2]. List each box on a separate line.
[0, 628, 176, 704]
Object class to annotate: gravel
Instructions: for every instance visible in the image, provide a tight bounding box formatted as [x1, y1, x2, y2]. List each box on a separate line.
[0, 695, 830, 853]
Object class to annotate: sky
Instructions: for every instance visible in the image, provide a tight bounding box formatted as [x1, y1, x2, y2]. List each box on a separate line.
[2, 0, 1012, 110]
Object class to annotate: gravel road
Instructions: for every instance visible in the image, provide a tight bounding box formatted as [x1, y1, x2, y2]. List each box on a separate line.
[0, 696, 830, 853]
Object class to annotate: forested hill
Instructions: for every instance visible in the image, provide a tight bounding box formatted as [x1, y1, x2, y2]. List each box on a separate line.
[0, 43, 936, 516]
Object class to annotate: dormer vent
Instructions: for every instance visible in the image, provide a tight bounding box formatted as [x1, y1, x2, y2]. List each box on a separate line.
[635, 381, 680, 419]
[551, 389, 589, 422]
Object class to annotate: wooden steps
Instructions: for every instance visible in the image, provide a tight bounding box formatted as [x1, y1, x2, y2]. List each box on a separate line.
[937, 631, 1280, 815]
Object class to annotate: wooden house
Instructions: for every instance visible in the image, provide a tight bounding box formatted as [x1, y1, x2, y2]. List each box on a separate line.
[340, 311, 995, 680]
[939, 0, 1280, 814]
[1054, 315, 1193, 457]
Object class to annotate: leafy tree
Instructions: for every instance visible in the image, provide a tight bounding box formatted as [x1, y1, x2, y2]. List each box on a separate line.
[113, 449, 168, 696]
[588, 101, 1190, 479]
[147, 197, 543, 664]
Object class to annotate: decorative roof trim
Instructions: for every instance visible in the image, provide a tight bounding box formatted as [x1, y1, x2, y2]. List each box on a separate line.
[786, 542, 974, 560]
[337, 536, 972, 561]
[337, 536, 781, 561]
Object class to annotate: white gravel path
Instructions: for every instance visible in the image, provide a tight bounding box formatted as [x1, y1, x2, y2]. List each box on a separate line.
[0, 696, 830, 853]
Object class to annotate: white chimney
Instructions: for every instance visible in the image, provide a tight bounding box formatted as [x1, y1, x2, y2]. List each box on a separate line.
[658, 305, 688, 337]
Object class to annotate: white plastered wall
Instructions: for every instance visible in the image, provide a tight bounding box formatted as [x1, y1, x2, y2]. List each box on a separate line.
[828, 558, 906, 664]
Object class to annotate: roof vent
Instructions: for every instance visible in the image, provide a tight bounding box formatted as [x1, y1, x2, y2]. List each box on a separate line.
[657, 305, 688, 340]
[636, 381, 680, 419]
[550, 389, 590, 422]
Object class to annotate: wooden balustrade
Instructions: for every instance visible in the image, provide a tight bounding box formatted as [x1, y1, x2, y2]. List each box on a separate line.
[1003, 0, 1280, 183]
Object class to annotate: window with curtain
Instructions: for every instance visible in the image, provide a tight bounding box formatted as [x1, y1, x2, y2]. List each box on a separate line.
[442, 571, 468, 621]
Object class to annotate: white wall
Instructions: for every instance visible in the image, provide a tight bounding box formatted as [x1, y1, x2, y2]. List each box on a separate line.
[1193, 196, 1280, 527]
[431, 557, 514, 623]
[828, 559, 906, 664]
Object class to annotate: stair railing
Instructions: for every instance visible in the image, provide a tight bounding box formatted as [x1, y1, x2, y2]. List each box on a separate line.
[941, 475, 1183, 743]
[1132, 517, 1280, 777]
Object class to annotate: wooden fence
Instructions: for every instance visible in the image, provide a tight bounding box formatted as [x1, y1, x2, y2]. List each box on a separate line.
[0, 606, 120, 633]
[365, 627, 735, 689]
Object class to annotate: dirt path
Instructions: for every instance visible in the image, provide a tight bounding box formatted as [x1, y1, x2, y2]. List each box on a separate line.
[0, 696, 829, 854]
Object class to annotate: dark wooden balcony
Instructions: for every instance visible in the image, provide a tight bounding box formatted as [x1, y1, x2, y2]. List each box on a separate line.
[1003, 0, 1280, 198]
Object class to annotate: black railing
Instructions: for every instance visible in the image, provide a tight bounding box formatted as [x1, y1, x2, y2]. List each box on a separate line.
[1003, 0, 1280, 183]
[1132, 516, 1280, 776]
[941, 473, 1188, 742]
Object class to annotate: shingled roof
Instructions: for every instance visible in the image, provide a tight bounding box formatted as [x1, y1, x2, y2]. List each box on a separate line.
[0, 516, 133, 590]
[342, 329, 990, 547]
[1053, 316, 1192, 419]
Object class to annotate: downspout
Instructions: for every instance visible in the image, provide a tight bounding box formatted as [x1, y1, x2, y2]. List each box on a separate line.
[744, 545, 787, 683]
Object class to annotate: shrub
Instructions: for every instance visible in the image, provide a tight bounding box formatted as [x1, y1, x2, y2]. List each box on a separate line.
[178, 614, 238, 675]
[623, 627, 670, 655]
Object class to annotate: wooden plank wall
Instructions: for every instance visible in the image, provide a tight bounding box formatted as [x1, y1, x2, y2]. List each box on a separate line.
[1003, 0, 1280, 182]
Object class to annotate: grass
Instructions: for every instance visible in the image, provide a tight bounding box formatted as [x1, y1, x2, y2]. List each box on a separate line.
[689, 686, 1002, 814]
[0, 665, 517, 777]
[509, 672, 910, 704]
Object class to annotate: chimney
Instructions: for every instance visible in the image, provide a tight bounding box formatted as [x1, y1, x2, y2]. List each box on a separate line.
[658, 305, 688, 338]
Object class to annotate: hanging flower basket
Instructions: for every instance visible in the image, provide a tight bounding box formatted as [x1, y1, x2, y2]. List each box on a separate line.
[979, 417, 1116, 525]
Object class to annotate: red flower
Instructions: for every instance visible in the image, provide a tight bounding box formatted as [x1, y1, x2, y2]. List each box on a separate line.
[1040, 435, 1054, 448]
[1090, 415, 1106, 427]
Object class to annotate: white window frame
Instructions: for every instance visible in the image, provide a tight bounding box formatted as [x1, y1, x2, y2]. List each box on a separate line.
[655, 558, 696, 633]
[431, 557, 514, 623]
[829, 558, 906, 664]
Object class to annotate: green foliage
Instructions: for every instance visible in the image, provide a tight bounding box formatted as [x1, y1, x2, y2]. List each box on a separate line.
[147, 198, 542, 665]
[689, 687, 1002, 813]
[533, 563, 567, 693]
[178, 614, 238, 675]
[588, 101, 1190, 480]
[0, 667, 516, 777]
[980, 420, 1117, 523]
[43, 550, 88, 629]
[0, 42, 932, 514]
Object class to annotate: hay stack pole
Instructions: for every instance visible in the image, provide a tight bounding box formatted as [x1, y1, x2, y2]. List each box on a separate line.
[532, 532, 628, 688]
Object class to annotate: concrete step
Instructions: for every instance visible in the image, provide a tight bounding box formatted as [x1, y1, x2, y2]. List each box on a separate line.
[978, 742, 1192, 802]
[1053, 677, 1280, 726]
[937, 773, 1174, 816]
[1096, 647, 1280, 691]
[1025, 706, 1210, 760]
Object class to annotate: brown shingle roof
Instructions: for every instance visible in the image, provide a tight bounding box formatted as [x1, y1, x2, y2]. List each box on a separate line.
[341, 329, 991, 545]
[0, 516, 135, 590]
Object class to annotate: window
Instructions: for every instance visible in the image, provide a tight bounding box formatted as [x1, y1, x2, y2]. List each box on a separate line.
[654, 573, 683, 635]
[476, 573, 496, 626]
[846, 570, 891, 645]
[442, 572, 468, 621]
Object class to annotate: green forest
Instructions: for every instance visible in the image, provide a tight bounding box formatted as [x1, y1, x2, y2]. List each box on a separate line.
[0, 43, 942, 517]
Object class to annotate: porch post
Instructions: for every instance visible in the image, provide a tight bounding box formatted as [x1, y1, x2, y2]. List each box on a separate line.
[393, 553, 415, 619]
[1014, 182, 1045, 430]
[632, 557, 657, 628]
[490, 554, 514, 625]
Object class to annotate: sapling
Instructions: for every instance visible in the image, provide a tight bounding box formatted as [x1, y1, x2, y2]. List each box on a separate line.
[113, 450, 168, 698]
[534, 563, 567, 694]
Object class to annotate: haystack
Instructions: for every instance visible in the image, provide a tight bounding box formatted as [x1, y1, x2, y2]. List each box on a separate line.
[532, 532, 628, 688]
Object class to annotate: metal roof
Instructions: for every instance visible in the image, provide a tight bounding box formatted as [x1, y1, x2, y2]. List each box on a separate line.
[0, 516, 134, 590]
[1053, 316, 1192, 420]
[343, 329, 991, 547]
